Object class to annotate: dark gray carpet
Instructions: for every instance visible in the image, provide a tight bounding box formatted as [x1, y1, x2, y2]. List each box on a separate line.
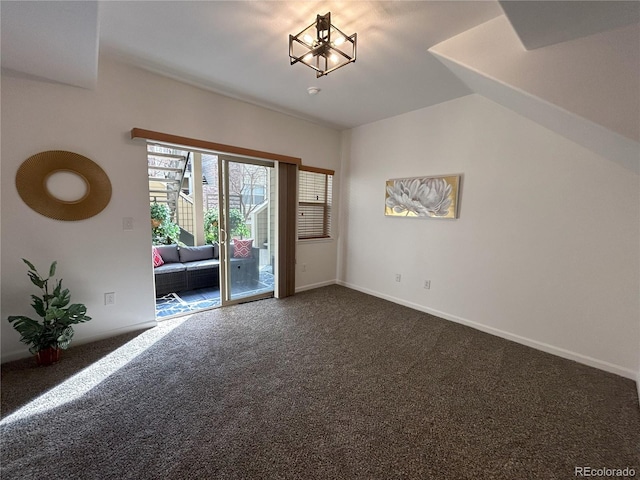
[1, 285, 638, 479]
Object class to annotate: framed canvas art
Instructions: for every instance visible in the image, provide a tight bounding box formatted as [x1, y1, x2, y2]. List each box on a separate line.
[385, 174, 461, 219]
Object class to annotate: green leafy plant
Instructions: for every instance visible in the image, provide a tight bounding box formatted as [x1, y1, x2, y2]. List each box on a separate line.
[204, 208, 220, 244]
[233, 218, 251, 239]
[7, 259, 92, 355]
[203, 208, 250, 244]
[151, 202, 180, 245]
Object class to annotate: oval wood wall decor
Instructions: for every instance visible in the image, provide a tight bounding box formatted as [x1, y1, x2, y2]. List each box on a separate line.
[16, 150, 112, 221]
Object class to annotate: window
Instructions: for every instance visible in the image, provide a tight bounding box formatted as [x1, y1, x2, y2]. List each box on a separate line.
[242, 185, 265, 206]
[298, 166, 334, 240]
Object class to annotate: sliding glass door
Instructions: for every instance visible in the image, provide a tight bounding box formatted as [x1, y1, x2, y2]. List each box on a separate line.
[217, 155, 275, 304]
[153, 145, 276, 319]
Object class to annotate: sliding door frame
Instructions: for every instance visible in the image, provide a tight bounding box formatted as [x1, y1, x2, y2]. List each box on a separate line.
[133, 128, 299, 299]
[217, 155, 277, 306]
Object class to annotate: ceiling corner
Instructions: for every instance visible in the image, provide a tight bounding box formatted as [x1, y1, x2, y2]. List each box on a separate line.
[1, 1, 99, 89]
[499, 0, 640, 50]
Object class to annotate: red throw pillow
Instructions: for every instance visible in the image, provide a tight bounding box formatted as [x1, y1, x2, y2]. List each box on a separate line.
[233, 239, 253, 258]
[152, 246, 165, 267]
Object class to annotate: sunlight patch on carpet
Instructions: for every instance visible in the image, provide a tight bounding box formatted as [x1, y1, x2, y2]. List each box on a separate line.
[0, 315, 191, 426]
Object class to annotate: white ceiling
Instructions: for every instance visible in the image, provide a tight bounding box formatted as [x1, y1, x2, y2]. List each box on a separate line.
[1, 1, 638, 133]
[97, 1, 502, 129]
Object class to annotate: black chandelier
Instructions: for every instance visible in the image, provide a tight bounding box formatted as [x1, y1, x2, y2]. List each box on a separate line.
[289, 12, 357, 77]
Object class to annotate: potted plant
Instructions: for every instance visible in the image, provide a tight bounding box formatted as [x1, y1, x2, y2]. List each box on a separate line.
[203, 207, 250, 244]
[150, 202, 180, 245]
[7, 259, 91, 366]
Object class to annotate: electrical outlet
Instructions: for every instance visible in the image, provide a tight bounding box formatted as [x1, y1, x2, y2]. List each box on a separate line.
[424, 280, 431, 290]
[104, 292, 115, 305]
[395, 274, 401, 282]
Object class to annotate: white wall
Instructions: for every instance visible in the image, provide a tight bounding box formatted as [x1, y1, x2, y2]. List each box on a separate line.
[339, 94, 640, 379]
[1, 55, 341, 361]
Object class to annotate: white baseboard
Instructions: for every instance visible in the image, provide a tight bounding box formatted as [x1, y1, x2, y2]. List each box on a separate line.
[1, 320, 157, 364]
[295, 279, 337, 293]
[337, 280, 637, 381]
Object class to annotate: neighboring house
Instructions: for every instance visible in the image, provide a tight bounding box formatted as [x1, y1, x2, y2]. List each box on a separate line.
[1, 2, 638, 402]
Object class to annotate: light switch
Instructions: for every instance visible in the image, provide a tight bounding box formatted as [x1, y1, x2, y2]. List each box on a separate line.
[123, 217, 134, 230]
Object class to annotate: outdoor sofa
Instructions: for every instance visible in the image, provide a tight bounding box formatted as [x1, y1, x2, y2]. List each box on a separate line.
[153, 242, 259, 296]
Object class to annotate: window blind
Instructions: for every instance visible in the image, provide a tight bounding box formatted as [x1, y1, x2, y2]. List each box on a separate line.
[298, 167, 333, 240]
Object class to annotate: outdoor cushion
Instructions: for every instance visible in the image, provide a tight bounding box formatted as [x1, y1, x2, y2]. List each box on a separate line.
[153, 262, 187, 274]
[184, 259, 220, 272]
[233, 239, 253, 258]
[152, 246, 164, 267]
[156, 244, 180, 263]
[179, 245, 214, 263]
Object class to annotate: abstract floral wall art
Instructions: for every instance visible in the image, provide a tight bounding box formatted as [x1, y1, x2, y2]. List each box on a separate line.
[385, 174, 461, 219]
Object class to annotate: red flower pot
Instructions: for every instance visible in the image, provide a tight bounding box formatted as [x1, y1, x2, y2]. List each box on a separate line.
[36, 347, 61, 366]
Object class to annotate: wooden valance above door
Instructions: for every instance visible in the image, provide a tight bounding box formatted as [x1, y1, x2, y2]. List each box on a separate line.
[131, 128, 301, 166]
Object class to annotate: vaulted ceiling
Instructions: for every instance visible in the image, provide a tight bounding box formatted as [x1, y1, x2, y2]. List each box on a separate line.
[2, 1, 639, 171]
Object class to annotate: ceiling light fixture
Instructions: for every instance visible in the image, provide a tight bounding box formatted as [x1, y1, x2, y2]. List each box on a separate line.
[289, 12, 357, 78]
